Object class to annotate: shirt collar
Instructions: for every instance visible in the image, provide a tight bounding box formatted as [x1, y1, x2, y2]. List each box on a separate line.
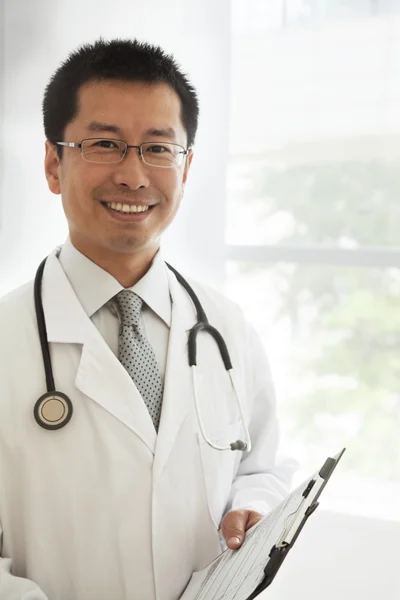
[58, 238, 172, 326]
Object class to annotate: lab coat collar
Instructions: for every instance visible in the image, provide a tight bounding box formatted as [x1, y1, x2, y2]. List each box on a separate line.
[153, 266, 198, 480]
[42, 248, 89, 344]
[41, 250, 199, 465]
[42, 249, 157, 452]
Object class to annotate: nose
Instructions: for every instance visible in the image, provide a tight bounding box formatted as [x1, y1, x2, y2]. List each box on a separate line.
[111, 147, 151, 190]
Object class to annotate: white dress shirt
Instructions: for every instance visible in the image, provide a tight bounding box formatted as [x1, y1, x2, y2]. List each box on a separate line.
[58, 238, 171, 381]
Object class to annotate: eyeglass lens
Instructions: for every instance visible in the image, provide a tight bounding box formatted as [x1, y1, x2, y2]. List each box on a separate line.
[81, 139, 184, 167]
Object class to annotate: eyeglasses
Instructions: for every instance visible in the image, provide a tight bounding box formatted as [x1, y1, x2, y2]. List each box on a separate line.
[54, 138, 189, 168]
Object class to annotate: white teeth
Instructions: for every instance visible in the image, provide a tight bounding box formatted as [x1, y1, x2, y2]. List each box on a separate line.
[106, 202, 150, 214]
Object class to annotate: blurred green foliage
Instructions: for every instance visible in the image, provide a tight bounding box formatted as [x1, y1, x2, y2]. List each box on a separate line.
[255, 160, 400, 479]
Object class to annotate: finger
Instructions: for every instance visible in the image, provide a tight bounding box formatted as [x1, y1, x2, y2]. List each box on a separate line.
[221, 510, 248, 549]
[227, 536, 242, 550]
[245, 511, 264, 531]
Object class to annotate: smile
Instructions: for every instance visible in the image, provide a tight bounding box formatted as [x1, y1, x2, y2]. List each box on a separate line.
[104, 202, 151, 214]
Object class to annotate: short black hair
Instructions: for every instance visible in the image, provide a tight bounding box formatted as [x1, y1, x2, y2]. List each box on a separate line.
[42, 38, 199, 157]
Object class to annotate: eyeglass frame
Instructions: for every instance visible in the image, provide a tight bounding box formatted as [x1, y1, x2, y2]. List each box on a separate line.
[53, 138, 190, 168]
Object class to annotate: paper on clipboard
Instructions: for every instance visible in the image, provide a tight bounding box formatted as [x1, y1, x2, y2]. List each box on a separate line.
[180, 450, 344, 600]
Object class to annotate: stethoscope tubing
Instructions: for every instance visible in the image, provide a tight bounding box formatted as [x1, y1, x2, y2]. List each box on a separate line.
[34, 257, 56, 392]
[165, 263, 233, 369]
[33, 256, 251, 451]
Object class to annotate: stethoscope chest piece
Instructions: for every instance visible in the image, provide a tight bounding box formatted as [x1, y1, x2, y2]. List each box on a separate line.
[34, 392, 73, 430]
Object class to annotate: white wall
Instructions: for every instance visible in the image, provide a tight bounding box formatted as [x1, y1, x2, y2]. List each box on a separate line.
[1, 2, 399, 599]
[262, 509, 400, 600]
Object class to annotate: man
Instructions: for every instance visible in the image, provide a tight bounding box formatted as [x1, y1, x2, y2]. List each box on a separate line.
[0, 39, 295, 600]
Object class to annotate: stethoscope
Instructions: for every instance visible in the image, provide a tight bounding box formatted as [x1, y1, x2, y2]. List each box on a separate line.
[33, 256, 252, 452]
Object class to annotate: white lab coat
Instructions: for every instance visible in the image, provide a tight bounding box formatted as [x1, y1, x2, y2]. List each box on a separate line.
[0, 249, 295, 600]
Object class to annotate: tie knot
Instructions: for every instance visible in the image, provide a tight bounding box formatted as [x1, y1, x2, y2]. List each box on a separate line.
[115, 290, 143, 328]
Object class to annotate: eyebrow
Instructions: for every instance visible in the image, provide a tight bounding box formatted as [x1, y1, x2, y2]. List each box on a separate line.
[144, 127, 177, 140]
[87, 121, 123, 135]
[86, 121, 177, 140]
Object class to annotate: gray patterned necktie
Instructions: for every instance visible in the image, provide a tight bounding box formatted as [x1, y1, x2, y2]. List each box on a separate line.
[115, 290, 163, 431]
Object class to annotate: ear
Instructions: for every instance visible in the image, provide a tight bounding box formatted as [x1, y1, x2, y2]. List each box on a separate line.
[44, 140, 62, 195]
[182, 149, 194, 186]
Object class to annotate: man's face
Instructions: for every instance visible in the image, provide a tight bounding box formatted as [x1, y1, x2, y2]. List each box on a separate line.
[45, 79, 193, 261]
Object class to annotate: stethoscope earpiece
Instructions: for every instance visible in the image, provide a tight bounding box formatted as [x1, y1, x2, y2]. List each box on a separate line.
[34, 392, 73, 430]
[230, 440, 247, 452]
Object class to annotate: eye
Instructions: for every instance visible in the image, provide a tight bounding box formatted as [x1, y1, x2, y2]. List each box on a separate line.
[94, 139, 120, 149]
[146, 144, 171, 154]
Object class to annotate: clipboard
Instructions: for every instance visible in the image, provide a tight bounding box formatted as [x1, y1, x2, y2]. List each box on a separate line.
[246, 448, 346, 600]
[180, 448, 345, 600]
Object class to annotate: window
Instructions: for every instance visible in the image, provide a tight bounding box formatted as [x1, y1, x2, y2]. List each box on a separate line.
[227, 0, 400, 520]
[232, 0, 400, 32]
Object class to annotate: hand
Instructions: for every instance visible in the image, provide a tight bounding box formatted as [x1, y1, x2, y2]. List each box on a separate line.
[220, 509, 263, 550]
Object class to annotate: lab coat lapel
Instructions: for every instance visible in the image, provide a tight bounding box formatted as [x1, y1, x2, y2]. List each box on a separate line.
[42, 251, 157, 453]
[153, 267, 196, 480]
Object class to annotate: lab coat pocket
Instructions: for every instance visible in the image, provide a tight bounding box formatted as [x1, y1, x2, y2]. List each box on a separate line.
[198, 421, 242, 530]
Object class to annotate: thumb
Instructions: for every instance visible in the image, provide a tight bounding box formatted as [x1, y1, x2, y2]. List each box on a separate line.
[221, 510, 248, 549]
